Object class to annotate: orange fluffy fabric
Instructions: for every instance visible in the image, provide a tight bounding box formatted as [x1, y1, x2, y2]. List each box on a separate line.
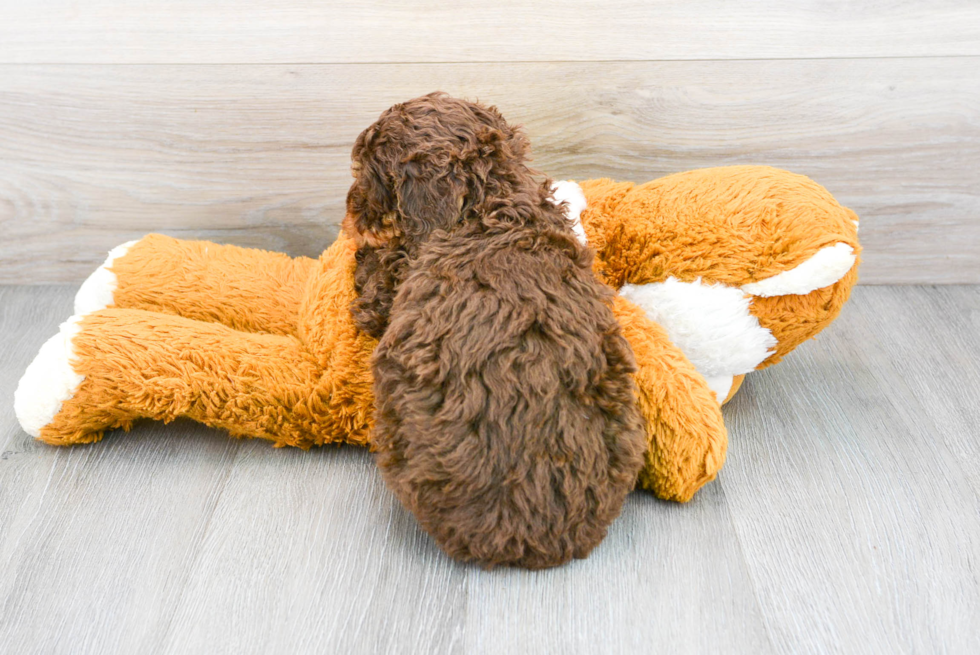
[580, 166, 861, 367]
[17, 166, 861, 503]
[40, 233, 724, 501]
[44, 235, 377, 449]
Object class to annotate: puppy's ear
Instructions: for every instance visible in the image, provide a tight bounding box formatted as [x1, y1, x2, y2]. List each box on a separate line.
[347, 154, 396, 231]
[394, 152, 467, 240]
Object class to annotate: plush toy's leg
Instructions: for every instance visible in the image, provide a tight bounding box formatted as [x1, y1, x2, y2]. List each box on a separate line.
[612, 297, 728, 502]
[15, 307, 363, 448]
[75, 234, 318, 336]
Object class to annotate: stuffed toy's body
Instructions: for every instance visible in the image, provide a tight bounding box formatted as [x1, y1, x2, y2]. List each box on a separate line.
[14, 166, 860, 505]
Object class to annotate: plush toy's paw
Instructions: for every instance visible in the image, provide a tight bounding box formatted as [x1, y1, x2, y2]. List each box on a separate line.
[612, 297, 728, 502]
[74, 240, 139, 315]
[14, 316, 86, 439]
[17, 240, 139, 442]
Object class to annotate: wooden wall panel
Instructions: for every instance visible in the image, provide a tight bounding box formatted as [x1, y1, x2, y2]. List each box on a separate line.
[1, 59, 976, 284]
[2, 1, 979, 63]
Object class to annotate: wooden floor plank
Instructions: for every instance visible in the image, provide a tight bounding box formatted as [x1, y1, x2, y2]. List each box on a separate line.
[1, 1, 978, 63]
[461, 484, 774, 654]
[720, 286, 980, 653]
[876, 286, 980, 497]
[2, 285, 979, 653]
[2, 58, 977, 284]
[157, 441, 469, 655]
[0, 288, 246, 654]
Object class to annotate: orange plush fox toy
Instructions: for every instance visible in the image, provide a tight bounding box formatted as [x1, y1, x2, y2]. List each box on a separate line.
[15, 165, 860, 503]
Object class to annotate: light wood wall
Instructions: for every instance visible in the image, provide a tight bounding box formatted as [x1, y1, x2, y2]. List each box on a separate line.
[1, 2, 978, 284]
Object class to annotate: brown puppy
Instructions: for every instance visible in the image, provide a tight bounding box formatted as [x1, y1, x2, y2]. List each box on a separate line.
[345, 93, 645, 569]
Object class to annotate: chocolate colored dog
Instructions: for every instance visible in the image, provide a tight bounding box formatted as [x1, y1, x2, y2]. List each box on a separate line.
[344, 93, 645, 568]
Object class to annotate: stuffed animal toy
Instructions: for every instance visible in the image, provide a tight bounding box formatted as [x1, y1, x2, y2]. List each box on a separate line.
[14, 165, 860, 505]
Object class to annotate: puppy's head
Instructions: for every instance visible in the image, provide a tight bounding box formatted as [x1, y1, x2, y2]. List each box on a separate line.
[345, 92, 533, 337]
[345, 92, 531, 250]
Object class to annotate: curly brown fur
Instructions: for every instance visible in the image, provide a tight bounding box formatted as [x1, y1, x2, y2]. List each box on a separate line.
[346, 92, 645, 569]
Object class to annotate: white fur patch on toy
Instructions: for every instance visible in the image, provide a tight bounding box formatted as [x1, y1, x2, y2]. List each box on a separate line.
[741, 243, 856, 297]
[550, 180, 588, 245]
[14, 316, 86, 438]
[74, 240, 139, 315]
[703, 374, 734, 403]
[620, 277, 777, 402]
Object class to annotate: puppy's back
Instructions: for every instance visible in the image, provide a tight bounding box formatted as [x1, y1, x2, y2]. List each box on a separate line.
[372, 227, 645, 569]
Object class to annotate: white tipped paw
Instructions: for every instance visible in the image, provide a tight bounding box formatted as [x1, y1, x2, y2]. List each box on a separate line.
[14, 317, 86, 438]
[703, 375, 734, 404]
[74, 240, 139, 315]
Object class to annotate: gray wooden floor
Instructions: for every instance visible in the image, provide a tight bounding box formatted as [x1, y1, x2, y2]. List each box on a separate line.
[1, 284, 978, 654]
